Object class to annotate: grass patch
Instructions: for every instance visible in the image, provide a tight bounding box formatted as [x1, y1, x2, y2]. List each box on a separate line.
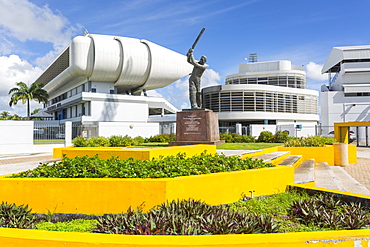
[33, 139, 64, 145]
[128, 143, 169, 148]
[217, 143, 283, 150]
[37, 219, 98, 233]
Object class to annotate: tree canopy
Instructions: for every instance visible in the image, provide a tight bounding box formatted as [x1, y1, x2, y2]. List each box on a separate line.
[8, 82, 49, 120]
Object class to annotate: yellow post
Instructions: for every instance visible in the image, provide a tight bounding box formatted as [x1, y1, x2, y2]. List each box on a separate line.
[334, 124, 348, 143]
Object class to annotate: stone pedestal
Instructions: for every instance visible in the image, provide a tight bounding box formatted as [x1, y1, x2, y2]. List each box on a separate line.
[333, 143, 349, 167]
[169, 109, 225, 146]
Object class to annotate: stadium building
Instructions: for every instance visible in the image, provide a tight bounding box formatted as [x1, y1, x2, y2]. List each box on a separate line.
[33, 34, 191, 137]
[202, 60, 319, 136]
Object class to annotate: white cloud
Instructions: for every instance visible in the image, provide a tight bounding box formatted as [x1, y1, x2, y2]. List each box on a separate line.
[0, 0, 78, 46]
[146, 89, 164, 98]
[180, 102, 189, 109]
[306, 62, 327, 82]
[34, 46, 66, 69]
[0, 37, 14, 55]
[0, 0, 80, 67]
[158, 69, 222, 110]
[201, 69, 222, 88]
[0, 55, 43, 115]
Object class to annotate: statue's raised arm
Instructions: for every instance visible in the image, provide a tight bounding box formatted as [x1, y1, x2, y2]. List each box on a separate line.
[187, 29, 208, 109]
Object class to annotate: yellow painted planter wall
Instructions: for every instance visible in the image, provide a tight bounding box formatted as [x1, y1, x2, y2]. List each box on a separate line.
[278, 145, 357, 166]
[278, 146, 335, 165]
[0, 166, 293, 215]
[1, 227, 370, 247]
[54, 145, 216, 160]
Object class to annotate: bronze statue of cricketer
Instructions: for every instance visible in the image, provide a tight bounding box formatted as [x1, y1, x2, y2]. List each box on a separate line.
[187, 28, 208, 109]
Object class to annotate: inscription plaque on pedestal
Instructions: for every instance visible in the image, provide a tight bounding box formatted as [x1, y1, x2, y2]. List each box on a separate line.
[169, 109, 225, 146]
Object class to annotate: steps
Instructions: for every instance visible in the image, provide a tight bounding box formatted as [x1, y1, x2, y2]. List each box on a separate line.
[218, 148, 370, 195]
[314, 162, 346, 191]
[294, 159, 314, 184]
[322, 164, 370, 195]
[296, 161, 370, 195]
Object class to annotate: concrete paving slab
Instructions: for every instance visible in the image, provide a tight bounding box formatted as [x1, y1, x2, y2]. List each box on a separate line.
[294, 159, 314, 184]
[0, 159, 60, 176]
[331, 166, 370, 195]
[216, 150, 260, 157]
[315, 162, 346, 191]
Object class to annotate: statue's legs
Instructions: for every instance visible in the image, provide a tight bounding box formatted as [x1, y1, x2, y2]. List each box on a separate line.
[196, 91, 202, 108]
[189, 78, 199, 109]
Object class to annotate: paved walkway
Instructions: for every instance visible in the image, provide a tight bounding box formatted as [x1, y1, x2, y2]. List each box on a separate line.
[343, 147, 370, 190]
[0, 153, 56, 176]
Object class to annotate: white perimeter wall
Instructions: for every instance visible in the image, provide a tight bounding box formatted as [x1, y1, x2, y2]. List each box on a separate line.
[250, 125, 277, 138]
[250, 123, 317, 138]
[0, 121, 33, 154]
[98, 122, 159, 138]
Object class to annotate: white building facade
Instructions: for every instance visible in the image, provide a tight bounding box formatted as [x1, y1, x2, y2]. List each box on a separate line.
[321, 45, 370, 128]
[202, 60, 319, 136]
[34, 34, 192, 137]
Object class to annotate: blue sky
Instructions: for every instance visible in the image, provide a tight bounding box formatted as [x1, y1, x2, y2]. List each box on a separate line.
[1, 0, 370, 115]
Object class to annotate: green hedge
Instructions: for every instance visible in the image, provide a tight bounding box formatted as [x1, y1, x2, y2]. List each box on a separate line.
[284, 136, 336, 147]
[220, 131, 289, 143]
[72, 135, 144, 147]
[10, 152, 274, 179]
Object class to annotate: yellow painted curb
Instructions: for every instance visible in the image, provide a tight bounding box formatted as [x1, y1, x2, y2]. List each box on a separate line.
[0, 227, 370, 246]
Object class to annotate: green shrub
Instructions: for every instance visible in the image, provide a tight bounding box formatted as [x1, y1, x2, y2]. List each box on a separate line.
[37, 219, 98, 233]
[274, 131, 289, 143]
[72, 135, 145, 147]
[257, 131, 274, 143]
[94, 199, 280, 235]
[145, 134, 175, 143]
[10, 152, 275, 179]
[0, 202, 37, 229]
[87, 136, 110, 147]
[133, 136, 145, 145]
[108, 135, 134, 147]
[284, 136, 337, 147]
[72, 136, 88, 147]
[220, 133, 234, 143]
[220, 133, 256, 143]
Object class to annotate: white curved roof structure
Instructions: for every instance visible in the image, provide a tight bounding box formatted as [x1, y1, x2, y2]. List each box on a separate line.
[35, 34, 192, 94]
[322, 45, 370, 73]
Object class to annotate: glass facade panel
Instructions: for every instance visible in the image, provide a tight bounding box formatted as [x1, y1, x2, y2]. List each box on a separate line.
[203, 89, 317, 115]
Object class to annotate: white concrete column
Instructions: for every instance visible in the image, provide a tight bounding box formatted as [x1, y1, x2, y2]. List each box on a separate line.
[236, 123, 242, 135]
[65, 121, 72, 147]
[333, 143, 348, 167]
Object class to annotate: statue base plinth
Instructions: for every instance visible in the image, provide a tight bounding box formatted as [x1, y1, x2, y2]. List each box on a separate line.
[169, 109, 224, 146]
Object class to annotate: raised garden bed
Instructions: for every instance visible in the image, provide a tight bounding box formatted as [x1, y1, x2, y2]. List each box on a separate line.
[1, 152, 292, 215]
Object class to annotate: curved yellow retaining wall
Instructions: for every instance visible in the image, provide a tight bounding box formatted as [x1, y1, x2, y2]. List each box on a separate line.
[1, 227, 370, 246]
[53, 145, 216, 160]
[0, 166, 293, 215]
[278, 145, 357, 166]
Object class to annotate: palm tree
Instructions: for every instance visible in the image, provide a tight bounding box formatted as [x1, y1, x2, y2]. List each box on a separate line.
[0, 111, 11, 120]
[8, 82, 49, 120]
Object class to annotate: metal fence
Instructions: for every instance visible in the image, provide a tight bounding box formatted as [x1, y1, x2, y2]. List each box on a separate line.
[33, 123, 65, 144]
[219, 126, 236, 134]
[72, 124, 98, 139]
[33, 123, 98, 144]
